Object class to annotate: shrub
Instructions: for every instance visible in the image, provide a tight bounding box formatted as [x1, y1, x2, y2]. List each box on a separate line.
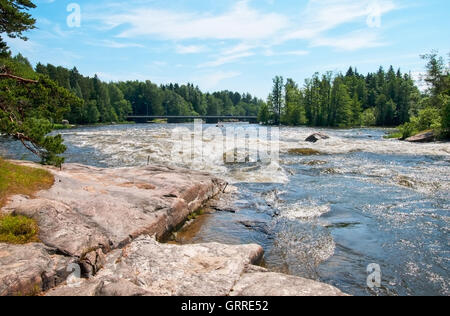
[361, 108, 377, 127]
[414, 107, 441, 131]
[0, 214, 39, 244]
[398, 122, 418, 140]
[397, 107, 442, 139]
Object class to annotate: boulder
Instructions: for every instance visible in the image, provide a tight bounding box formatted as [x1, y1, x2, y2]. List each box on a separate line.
[0, 243, 74, 296]
[305, 133, 330, 143]
[288, 148, 323, 156]
[47, 236, 264, 296]
[230, 269, 347, 296]
[46, 236, 346, 296]
[406, 131, 435, 143]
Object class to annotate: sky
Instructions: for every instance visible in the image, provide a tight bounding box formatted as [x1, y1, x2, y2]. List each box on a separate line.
[6, 0, 450, 98]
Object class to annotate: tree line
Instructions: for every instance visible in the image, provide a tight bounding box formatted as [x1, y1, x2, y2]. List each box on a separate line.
[260, 66, 422, 128]
[261, 53, 449, 138]
[34, 63, 263, 124]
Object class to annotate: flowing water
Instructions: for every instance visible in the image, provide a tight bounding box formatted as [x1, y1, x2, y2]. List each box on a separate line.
[1, 123, 449, 296]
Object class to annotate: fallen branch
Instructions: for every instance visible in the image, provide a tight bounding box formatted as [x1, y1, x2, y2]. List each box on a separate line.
[0, 73, 38, 84]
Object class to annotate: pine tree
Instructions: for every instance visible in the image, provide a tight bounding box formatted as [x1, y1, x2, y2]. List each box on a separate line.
[271, 76, 284, 125]
[332, 79, 353, 127]
[257, 102, 270, 125]
[0, 56, 82, 166]
[351, 94, 363, 126]
[0, 0, 36, 56]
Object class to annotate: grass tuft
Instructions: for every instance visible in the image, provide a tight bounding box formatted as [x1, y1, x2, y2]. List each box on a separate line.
[0, 158, 54, 208]
[0, 214, 39, 244]
[384, 132, 403, 139]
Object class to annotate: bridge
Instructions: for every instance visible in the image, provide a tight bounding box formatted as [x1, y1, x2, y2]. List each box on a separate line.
[126, 115, 258, 124]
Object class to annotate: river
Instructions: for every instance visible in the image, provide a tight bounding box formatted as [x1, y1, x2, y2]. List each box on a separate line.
[1, 123, 449, 296]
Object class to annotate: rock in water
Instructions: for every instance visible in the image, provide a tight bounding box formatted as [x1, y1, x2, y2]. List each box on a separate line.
[406, 131, 435, 143]
[305, 133, 330, 143]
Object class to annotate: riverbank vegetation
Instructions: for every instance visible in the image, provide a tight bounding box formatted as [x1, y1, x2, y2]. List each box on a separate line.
[34, 63, 264, 124]
[261, 52, 449, 140]
[0, 214, 39, 244]
[395, 53, 450, 140]
[0, 0, 81, 166]
[0, 158, 54, 208]
[0, 158, 48, 242]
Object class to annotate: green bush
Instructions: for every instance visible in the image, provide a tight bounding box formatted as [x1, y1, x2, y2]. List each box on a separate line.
[361, 108, 377, 127]
[398, 123, 418, 140]
[414, 107, 442, 131]
[397, 107, 442, 139]
[0, 215, 39, 244]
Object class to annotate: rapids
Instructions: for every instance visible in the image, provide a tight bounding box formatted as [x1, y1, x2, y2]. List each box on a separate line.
[1, 123, 448, 296]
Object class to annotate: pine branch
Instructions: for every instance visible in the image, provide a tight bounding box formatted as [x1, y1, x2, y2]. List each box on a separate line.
[0, 73, 38, 84]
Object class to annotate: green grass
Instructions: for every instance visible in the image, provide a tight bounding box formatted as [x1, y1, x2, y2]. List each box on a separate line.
[0, 158, 54, 208]
[0, 214, 39, 244]
[187, 209, 205, 221]
[52, 123, 74, 130]
[384, 132, 403, 139]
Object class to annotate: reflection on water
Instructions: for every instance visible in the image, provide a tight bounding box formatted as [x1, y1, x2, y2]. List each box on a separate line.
[0, 123, 449, 296]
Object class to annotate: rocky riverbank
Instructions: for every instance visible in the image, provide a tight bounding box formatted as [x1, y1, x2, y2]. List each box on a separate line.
[0, 162, 346, 296]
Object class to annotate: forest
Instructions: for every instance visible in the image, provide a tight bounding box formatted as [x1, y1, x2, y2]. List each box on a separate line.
[33, 61, 263, 124]
[264, 65, 420, 127]
[261, 53, 449, 139]
[4, 50, 449, 137]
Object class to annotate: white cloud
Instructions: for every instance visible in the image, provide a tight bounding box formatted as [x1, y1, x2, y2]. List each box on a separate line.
[90, 40, 145, 49]
[199, 42, 257, 68]
[285, 0, 397, 41]
[175, 45, 207, 54]
[199, 51, 254, 68]
[264, 49, 310, 56]
[310, 30, 386, 51]
[84, 0, 403, 68]
[95, 0, 288, 41]
[195, 71, 241, 89]
[410, 71, 428, 92]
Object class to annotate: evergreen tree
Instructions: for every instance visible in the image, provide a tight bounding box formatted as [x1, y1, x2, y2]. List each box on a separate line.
[86, 100, 100, 124]
[271, 76, 284, 125]
[351, 94, 363, 126]
[0, 56, 82, 166]
[0, 0, 36, 56]
[332, 79, 353, 127]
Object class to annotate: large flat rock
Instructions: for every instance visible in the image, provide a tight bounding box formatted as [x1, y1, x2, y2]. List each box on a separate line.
[2, 163, 226, 258]
[231, 269, 347, 296]
[46, 236, 346, 296]
[47, 236, 264, 296]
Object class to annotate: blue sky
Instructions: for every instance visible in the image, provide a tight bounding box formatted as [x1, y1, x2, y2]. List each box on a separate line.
[6, 0, 450, 98]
